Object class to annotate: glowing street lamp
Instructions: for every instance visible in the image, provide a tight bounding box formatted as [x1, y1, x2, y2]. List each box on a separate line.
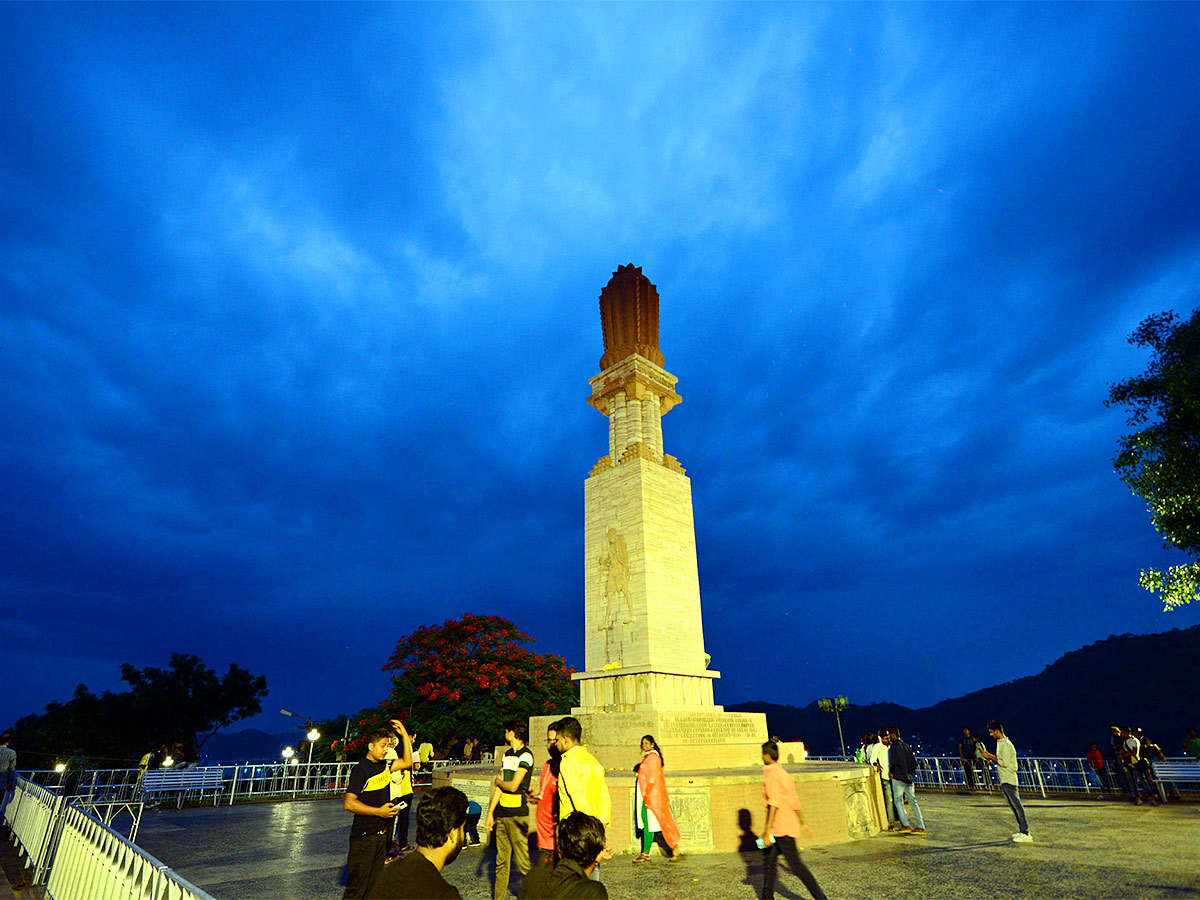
[818, 695, 850, 759]
[304, 729, 321, 795]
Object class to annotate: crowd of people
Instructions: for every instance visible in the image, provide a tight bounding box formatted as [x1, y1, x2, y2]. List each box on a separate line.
[340, 716, 620, 899]
[1085, 724, 1198, 805]
[861, 722, 1030, 842]
[338, 717, 837, 900]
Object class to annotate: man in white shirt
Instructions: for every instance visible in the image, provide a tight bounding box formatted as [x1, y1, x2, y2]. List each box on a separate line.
[981, 721, 1031, 843]
[868, 731, 896, 830]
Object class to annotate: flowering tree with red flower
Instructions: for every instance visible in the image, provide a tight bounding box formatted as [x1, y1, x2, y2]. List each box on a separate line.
[351, 614, 578, 750]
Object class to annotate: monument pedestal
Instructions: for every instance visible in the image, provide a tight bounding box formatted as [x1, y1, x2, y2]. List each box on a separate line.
[434, 760, 885, 855]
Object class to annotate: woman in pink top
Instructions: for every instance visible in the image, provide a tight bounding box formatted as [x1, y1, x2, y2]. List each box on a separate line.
[532, 721, 560, 868]
[634, 735, 681, 862]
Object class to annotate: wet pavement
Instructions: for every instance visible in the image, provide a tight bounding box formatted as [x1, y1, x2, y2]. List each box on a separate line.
[134, 792, 1200, 899]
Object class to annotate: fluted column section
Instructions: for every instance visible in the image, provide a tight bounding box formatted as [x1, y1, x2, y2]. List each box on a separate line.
[643, 392, 663, 458]
[612, 393, 628, 458]
[628, 390, 644, 448]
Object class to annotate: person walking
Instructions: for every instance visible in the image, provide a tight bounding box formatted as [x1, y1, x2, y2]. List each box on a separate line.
[887, 727, 925, 835]
[980, 721, 1031, 843]
[633, 735, 680, 862]
[758, 741, 827, 900]
[486, 722, 534, 899]
[532, 721, 562, 868]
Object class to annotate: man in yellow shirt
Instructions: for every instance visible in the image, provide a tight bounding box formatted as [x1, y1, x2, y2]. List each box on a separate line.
[553, 716, 611, 879]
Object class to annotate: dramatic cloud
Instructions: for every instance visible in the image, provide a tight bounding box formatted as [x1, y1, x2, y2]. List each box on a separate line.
[2, 3, 1198, 738]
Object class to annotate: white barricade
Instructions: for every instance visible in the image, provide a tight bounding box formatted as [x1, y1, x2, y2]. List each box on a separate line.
[46, 802, 215, 900]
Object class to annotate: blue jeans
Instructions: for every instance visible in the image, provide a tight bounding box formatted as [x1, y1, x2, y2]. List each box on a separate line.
[892, 779, 924, 829]
[1000, 783, 1028, 834]
[880, 777, 896, 825]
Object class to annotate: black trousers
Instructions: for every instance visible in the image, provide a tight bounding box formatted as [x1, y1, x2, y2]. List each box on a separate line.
[344, 831, 388, 899]
[762, 836, 827, 900]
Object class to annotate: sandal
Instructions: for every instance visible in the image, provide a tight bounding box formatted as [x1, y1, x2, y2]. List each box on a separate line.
[633, 852, 652, 863]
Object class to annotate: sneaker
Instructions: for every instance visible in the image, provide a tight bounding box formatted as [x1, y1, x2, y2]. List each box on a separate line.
[1012, 833, 1033, 843]
[896, 826, 912, 834]
[910, 828, 926, 835]
[1134, 798, 1143, 806]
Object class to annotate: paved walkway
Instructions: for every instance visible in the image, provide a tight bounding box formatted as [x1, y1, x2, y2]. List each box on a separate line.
[131, 793, 1200, 899]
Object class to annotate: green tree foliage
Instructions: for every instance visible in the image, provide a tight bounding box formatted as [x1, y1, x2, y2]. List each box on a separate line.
[1106, 307, 1200, 609]
[119, 653, 269, 750]
[354, 614, 578, 751]
[9, 654, 268, 767]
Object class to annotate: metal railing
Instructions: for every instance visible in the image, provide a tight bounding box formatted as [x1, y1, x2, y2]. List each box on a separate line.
[5, 773, 64, 883]
[45, 800, 215, 900]
[3, 775, 211, 898]
[19, 757, 489, 808]
[808, 755, 1199, 798]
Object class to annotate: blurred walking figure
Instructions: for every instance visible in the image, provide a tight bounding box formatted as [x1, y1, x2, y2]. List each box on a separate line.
[633, 735, 680, 862]
[758, 741, 827, 900]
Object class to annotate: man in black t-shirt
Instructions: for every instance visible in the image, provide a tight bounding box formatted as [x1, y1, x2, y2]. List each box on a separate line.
[343, 719, 413, 899]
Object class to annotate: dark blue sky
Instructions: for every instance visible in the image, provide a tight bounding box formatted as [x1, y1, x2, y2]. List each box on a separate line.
[3, 3, 1199, 734]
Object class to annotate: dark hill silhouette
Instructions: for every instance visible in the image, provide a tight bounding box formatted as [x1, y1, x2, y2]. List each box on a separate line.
[730, 625, 1200, 756]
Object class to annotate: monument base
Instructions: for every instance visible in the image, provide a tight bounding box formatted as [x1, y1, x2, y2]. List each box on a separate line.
[432, 760, 885, 855]
[530, 708, 767, 771]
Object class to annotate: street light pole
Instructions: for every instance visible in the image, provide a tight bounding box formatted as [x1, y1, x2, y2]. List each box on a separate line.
[306, 728, 320, 795]
[818, 695, 850, 759]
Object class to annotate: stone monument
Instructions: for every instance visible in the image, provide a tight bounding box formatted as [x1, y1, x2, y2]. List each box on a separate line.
[438, 265, 886, 855]
[528, 265, 885, 851]
[530, 264, 768, 772]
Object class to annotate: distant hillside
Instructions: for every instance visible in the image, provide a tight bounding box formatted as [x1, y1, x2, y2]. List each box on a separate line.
[199, 729, 296, 763]
[730, 625, 1200, 756]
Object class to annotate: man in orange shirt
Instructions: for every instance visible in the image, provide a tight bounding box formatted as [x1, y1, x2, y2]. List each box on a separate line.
[759, 741, 827, 900]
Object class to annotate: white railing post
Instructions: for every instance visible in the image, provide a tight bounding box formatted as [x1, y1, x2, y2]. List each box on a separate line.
[1033, 760, 1046, 797]
[228, 765, 240, 806]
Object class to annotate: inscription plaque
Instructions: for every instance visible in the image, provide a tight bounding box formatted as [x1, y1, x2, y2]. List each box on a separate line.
[668, 787, 714, 850]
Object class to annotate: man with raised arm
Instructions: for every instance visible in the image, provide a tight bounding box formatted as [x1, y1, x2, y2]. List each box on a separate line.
[343, 719, 412, 899]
